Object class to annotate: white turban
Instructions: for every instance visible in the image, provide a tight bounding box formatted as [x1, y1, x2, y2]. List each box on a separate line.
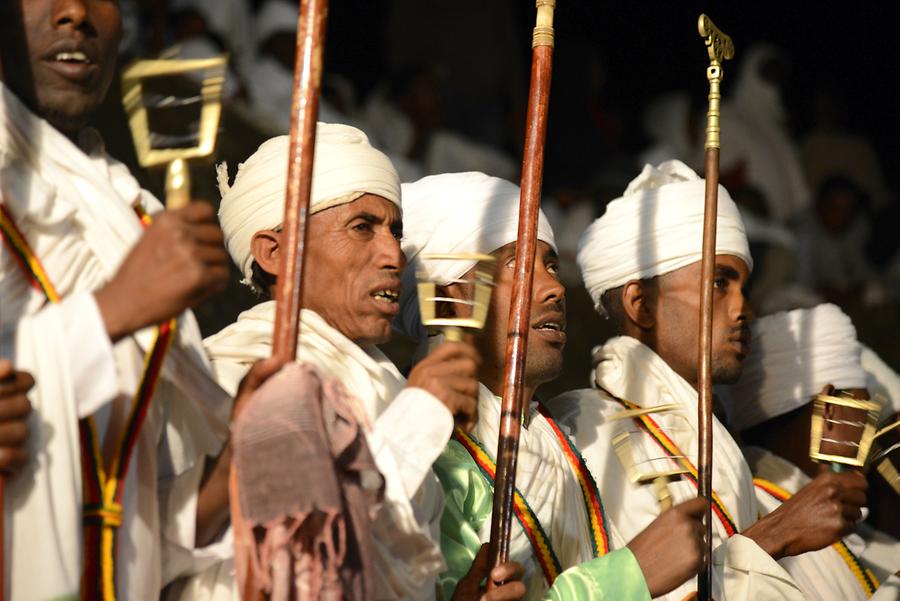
[577, 160, 752, 313]
[217, 123, 400, 287]
[396, 172, 557, 339]
[726, 303, 867, 431]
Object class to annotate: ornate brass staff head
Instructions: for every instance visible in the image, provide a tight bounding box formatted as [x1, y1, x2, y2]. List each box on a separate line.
[697, 14, 734, 150]
[417, 253, 496, 342]
[121, 56, 227, 208]
[809, 392, 881, 468]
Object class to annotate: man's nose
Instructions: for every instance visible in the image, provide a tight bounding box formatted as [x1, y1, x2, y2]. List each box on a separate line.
[53, 0, 89, 30]
[375, 231, 405, 272]
[534, 263, 565, 306]
[733, 288, 754, 323]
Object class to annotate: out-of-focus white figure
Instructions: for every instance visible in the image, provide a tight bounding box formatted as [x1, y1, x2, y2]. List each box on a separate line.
[639, 92, 699, 168]
[720, 45, 811, 223]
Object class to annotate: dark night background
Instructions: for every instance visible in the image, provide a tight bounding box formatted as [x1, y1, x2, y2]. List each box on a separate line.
[86, 1, 900, 396]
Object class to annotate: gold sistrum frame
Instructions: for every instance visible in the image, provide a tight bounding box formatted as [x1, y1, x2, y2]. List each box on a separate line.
[121, 56, 227, 168]
[809, 393, 881, 467]
[417, 253, 496, 342]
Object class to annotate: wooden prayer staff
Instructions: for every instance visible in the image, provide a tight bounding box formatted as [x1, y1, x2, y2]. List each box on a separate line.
[487, 0, 556, 581]
[228, 0, 329, 597]
[696, 14, 734, 601]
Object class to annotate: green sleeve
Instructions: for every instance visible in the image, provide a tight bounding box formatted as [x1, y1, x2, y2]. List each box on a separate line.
[545, 548, 652, 601]
[432, 440, 495, 601]
[433, 441, 651, 601]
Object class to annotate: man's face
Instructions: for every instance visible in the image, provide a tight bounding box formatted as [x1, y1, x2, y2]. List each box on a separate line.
[649, 254, 752, 387]
[302, 194, 404, 346]
[475, 241, 566, 393]
[1, 0, 122, 135]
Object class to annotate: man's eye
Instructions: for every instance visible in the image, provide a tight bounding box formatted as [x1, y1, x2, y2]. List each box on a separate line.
[714, 277, 728, 289]
[547, 262, 560, 275]
[392, 230, 403, 240]
[352, 222, 373, 233]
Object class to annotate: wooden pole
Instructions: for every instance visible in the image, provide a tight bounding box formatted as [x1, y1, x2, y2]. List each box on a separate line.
[487, 0, 556, 578]
[230, 0, 329, 597]
[696, 15, 733, 601]
[271, 0, 329, 362]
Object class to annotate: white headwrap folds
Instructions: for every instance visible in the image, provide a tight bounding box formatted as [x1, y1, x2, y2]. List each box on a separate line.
[577, 160, 752, 312]
[396, 172, 557, 339]
[217, 123, 400, 286]
[727, 303, 867, 431]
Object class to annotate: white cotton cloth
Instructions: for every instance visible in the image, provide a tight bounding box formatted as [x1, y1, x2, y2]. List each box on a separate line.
[254, 0, 297, 44]
[549, 336, 806, 601]
[576, 159, 752, 313]
[747, 446, 900, 599]
[181, 303, 453, 601]
[216, 124, 400, 285]
[862, 344, 900, 416]
[0, 83, 228, 600]
[396, 172, 556, 339]
[727, 303, 867, 432]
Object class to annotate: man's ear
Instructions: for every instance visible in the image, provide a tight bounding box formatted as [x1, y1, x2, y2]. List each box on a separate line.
[621, 280, 656, 330]
[250, 230, 282, 278]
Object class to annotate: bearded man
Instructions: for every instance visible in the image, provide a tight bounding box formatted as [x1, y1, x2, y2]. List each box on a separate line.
[0, 0, 251, 598]
[728, 303, 900, 599]
[550, 160, 868, 600]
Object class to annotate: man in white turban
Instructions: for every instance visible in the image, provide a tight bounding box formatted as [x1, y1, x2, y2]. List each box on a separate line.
[550, 160, 868, 600]
[177, 124, 518, 601]
[728, 304, 900, 599]
[399, 171, 718, 601]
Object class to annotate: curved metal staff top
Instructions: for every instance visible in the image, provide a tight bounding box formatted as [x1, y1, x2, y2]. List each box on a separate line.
[695, 13, 733, 601]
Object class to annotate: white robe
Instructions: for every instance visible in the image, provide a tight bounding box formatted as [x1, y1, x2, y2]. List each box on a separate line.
[179, 302, 454, 601]
[746, 447, 900, 600]
[549, 336, 806, 600]
[0, 84, 228, 600]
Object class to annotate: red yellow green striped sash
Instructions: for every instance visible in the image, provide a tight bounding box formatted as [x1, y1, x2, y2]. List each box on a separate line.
[0, 200, 175, 601]
[535, 404, 610, 557]
[753, 478, 879, 597]
[0, 203, 61, 303]
[453, 427, 563, 584]
[452, 406, 611, 586]
[608, 393, 738, 537]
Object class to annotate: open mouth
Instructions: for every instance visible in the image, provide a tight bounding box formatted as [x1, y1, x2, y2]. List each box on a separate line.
[533, 318, 567, 343]
[43, 42, 98, 82]
[371, 289, 399, 304]
[54, 51, 91, 65]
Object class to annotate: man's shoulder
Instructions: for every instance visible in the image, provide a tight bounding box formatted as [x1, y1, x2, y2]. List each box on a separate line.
[545, 387, 622, 419]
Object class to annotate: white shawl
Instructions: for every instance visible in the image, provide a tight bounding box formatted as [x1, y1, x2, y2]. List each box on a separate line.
[550, 336, 804, 600]
[182, 302, 452, 601]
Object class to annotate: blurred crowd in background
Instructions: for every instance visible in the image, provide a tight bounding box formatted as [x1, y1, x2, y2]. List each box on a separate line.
[96, 0, 900, 395]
